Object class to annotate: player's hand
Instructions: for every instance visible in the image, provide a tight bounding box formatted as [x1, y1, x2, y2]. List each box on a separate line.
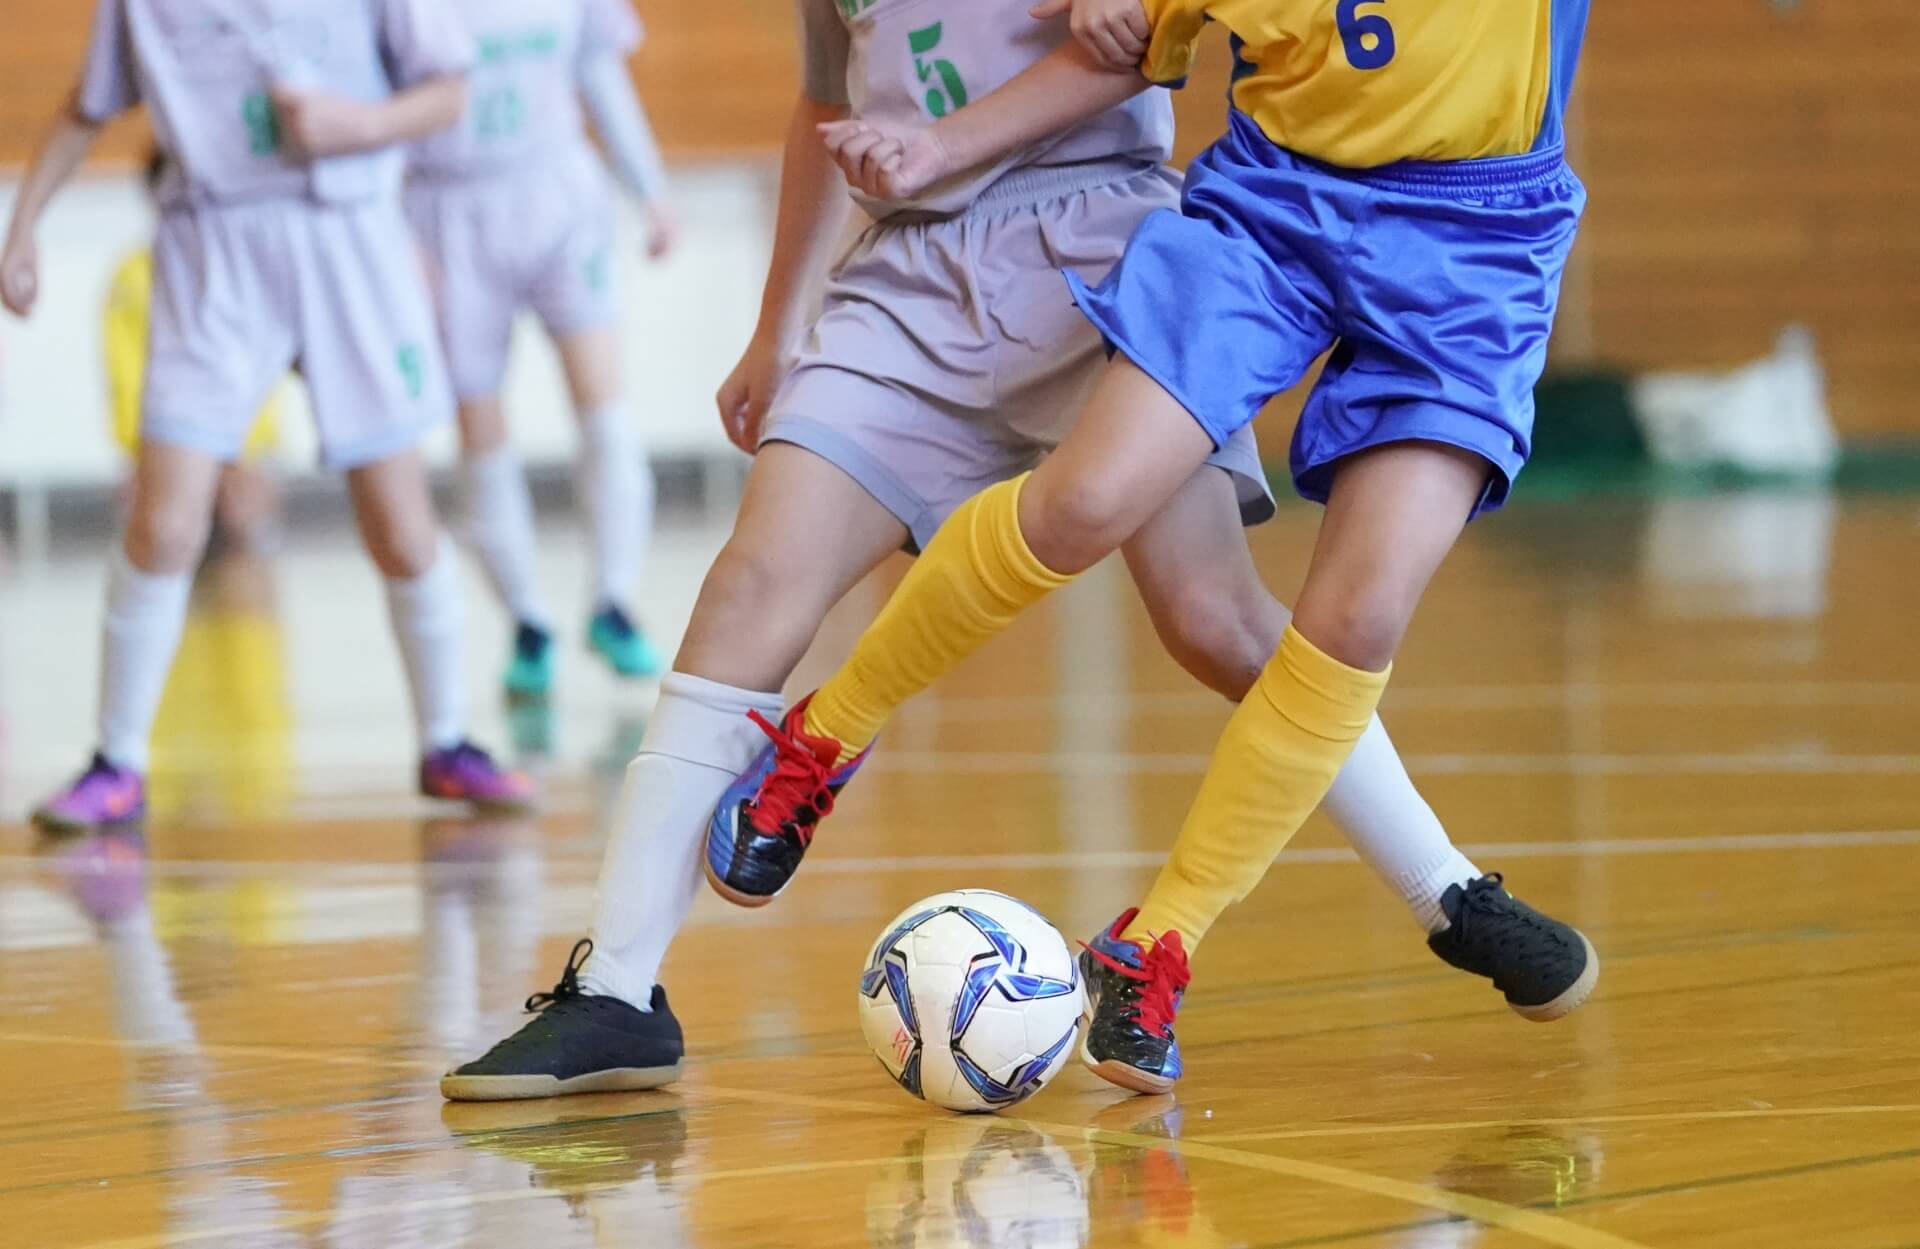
[1031, 0, 1150, 71]
[817, 118, 951, 202]
[716, 332, 783, 454]
[271, 87, 378, 160]
[0, 236, 39, 318]
[643, 202, 678, 261]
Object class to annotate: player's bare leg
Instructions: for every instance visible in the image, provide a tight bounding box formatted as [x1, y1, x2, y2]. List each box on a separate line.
[349, 449, 532, 811]
[556, 325, 664, 680]
[34, 440, 221, 832]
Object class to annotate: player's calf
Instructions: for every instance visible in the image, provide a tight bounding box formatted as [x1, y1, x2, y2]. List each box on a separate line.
[705, 695, 870, 907]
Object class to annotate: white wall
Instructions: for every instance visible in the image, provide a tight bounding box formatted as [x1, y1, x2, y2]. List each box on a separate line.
[0, 163, 774, 486]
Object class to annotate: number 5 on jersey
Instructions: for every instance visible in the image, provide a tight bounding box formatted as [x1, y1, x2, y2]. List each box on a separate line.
[908, 23, 969, 118]
[1336, 0, 1395, 70]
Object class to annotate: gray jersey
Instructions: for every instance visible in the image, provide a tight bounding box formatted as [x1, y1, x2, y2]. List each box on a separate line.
[798, 0, 1174, 217]
[77, 0, 472, 206]
[409, 0, 643, 180]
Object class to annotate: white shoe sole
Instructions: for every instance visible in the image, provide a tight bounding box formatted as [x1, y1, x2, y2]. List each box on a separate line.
[1509, 934, 1601, 1022]
[439, 1061, 684, 1102]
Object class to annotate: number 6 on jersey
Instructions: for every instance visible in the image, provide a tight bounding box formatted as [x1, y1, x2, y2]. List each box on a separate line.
[1336, 0, 1395, 70]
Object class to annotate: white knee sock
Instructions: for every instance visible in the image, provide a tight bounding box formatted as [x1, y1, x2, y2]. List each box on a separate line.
[463, 445, 549, 629]
[576, 401, 654, 611]
[579, 672, 785, 1007]
[1323, 716, 1481, 933]
[98, 548, 194, 772]
[384, 537, 465, 754]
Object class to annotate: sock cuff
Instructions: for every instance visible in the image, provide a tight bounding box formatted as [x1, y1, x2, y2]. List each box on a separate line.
[1260, 625, 1391, 741]
[578, 400, 631, 445]
[109, 546, 192, 604]
[991, 473, 1076, 591]
[642, 671, 786, 770]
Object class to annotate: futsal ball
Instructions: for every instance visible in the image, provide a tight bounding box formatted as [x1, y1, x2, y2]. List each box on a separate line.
[858, 889, 1084, 1113]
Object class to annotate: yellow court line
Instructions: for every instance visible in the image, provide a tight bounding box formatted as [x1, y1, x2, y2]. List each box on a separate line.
[1194, 1102, 1920, 1144]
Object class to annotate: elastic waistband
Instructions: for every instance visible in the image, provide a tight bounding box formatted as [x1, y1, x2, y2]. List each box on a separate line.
[886, 157, 1159, 224]
[408, 145, 596, 192]
[1318, 145, 1572, 197]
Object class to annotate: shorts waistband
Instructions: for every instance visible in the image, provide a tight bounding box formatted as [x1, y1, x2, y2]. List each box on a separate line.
[1319, 146, 1571, 197]
[886, 157, 1160, 224]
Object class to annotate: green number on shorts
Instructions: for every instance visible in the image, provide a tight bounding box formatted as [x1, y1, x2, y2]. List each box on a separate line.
[907, 23, 968, 118]
[476, 86, 527, 142]
[397, 345, 424, 401]
[585, 250, 611, 292]
[242, 92, 281, 155]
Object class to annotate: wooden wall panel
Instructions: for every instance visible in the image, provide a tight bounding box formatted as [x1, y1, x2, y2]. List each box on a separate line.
[4, 1, 1914, 433]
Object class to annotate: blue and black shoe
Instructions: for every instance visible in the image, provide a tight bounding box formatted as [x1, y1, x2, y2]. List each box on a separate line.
[1079, 910, 1191, 1096]
[440, 939, 684, 1101]
[503, 621, 555, 699]
[705, 695, 869, 908]
[588, 603, 665, 679]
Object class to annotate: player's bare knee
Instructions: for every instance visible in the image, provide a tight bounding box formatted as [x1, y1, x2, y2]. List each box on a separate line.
[1296, 588, 1407, 673]
[364, 519, 442, 580]
[124, 498, 211, 574]
[1157, 581, 1278, 702]
[1024, 476, 1131, 573]
[701, 539, 800, 617]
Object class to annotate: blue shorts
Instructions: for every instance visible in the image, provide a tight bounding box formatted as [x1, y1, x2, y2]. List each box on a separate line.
[1066, 110, 1587, 514]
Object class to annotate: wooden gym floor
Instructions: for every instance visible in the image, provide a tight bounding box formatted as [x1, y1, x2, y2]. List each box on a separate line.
[1, 491, 1917, 1249]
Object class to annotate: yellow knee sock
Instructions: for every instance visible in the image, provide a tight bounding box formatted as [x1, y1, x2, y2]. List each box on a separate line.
[1126, 626, 1390, 950]
[804, 473, 1074, 759]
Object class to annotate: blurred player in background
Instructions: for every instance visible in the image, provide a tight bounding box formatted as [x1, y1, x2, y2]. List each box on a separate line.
[407, 0, 676, 699]
[1, 0, 534, 833]
[107, 148, 283, 557]
[438, 0, 1589, 1102]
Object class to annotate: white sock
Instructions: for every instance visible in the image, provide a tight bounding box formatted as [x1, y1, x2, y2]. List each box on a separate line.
[1323, 716, 1481, 933]
[384, 537, 465, 753]
[463, 444, 548, 629]
[576, 400, 654, 610]
[578, 672, 784, 1007]
[98, 547, 193, 772]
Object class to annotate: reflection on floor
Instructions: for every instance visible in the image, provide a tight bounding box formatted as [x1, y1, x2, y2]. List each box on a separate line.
[2, 492, 1918, 1249]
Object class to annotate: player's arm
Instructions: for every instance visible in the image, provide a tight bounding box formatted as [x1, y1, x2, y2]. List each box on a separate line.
[272, 73, 468, 161]
[578, 55, 676, 258]
[820, 42, 1146, 202]
[1, 90, 106, 317]
[716, 90, 853, 452]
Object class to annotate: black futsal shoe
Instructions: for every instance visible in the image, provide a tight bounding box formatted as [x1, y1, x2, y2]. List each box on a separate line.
[1427, 875, 1599, 1021]
[441, 940, 685, 1101]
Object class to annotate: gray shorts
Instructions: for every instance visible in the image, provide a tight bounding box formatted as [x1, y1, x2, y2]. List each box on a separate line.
[405, 151, 619, 400]
[763, 161, 1275, 552]
[144, 197, 452, 470]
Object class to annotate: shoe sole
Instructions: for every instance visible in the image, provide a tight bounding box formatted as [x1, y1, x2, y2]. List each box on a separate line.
[439, 1060, 684, 1102]
[31, 809, 144, 837]
[1510, 934, 1601, 1023]
[703, 861, 780, 909]
[1077, 972, 1175, 1097]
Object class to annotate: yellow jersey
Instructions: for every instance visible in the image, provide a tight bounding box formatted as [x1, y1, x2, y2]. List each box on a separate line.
[1142, 0, 1591, 168]
[105, 249, 281, 459]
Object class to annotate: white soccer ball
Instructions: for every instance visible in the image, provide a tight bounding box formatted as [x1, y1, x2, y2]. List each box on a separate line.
[858, 889, 1085, 1113]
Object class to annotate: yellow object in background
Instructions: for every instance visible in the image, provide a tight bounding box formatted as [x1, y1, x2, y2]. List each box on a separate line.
[105, 248, 281, 458]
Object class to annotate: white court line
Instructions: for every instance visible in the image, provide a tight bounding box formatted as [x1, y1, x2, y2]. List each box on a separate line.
[4, 827, 1918, 881]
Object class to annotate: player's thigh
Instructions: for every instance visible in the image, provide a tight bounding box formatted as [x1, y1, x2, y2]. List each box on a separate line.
[456, 396, 509, 455]
[1019, 356, 1218, 574]
[1294, 441, 1492, 670]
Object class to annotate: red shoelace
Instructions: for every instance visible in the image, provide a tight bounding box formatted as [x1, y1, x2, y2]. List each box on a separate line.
[744, 710, 843, 846]
[1084, 929, 1192, 1036]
